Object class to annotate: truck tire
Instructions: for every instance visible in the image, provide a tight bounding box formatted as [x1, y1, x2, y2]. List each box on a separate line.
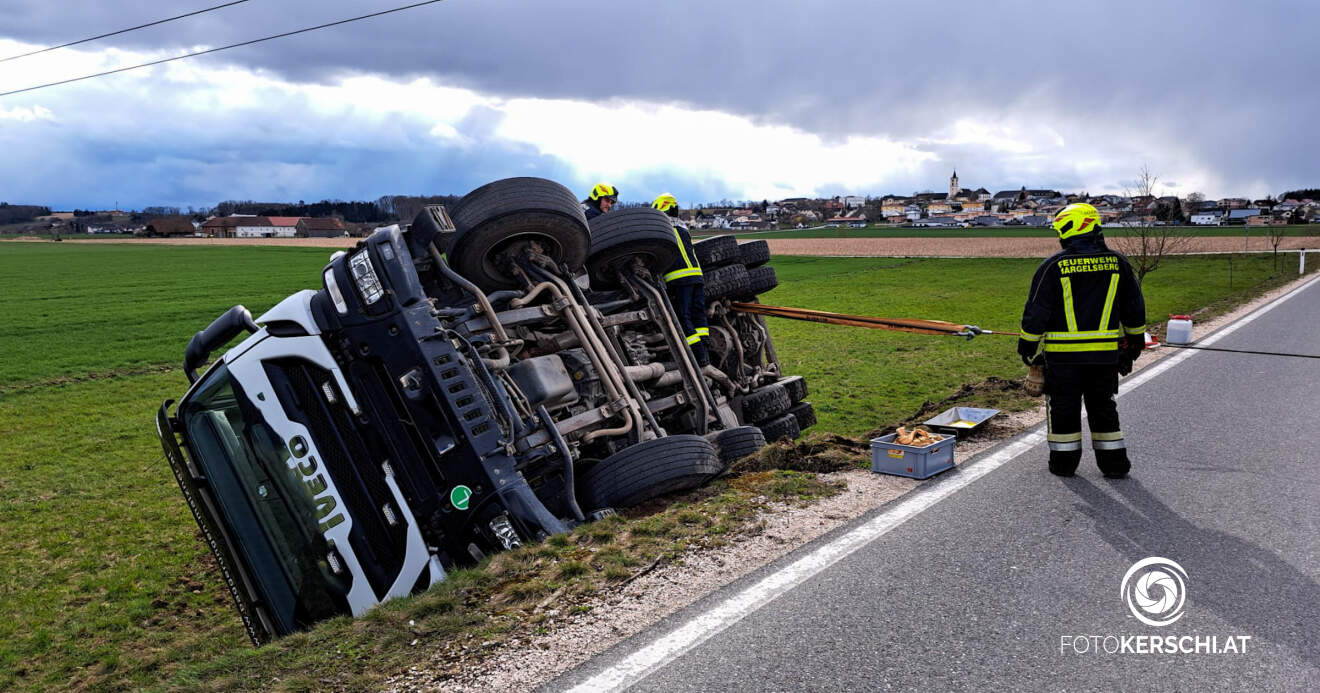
[694, 235, 740, 268]
[776, 375, 808, 404]
[741, 383, 791, 423]
[787, 401, 817, 431]
[586, 207, 680, 288]
[708, 425, 767, 467]
[580, 435, 722, 509]
[741, 266, 778, 297]
[704, 264, 749, 301]
[449, 177, 590, 291]
[759, 413, 802, 442]
[738, 239, 771, 268]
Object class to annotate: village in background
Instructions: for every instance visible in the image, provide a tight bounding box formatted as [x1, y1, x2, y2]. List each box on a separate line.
[3, 172, 1319, 239]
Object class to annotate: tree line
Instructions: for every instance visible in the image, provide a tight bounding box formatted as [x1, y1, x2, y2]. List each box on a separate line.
[0, 203, 52, 225]
[210, 195, 461, 223]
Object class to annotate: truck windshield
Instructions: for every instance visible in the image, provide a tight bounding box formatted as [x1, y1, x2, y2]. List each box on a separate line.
[180, 363, 347, 632]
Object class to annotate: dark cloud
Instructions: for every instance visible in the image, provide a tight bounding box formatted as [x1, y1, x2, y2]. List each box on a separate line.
[1, 0, 1317, 202]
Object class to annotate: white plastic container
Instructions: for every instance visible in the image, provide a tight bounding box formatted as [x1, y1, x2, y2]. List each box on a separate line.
[1166, 314, 1193, 345]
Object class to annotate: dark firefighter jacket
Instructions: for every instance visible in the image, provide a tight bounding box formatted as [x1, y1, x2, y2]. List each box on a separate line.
[1020, 234, 1147, 365]
[664, 219, 703, 286]
[583, 203, 603, 220]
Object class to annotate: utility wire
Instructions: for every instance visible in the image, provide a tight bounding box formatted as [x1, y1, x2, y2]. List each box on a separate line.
[0, 0, 253, 63]
[0, 0, 448, 98]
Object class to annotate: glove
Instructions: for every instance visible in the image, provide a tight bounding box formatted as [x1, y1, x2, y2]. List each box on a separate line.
[1117, 335, 1143, 376]
[1123, 334, 1145, 361]
[1017, 338, 1039, 366]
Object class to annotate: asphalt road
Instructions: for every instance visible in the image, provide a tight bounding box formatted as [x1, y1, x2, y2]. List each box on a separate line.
[550, 275, 1320, 692]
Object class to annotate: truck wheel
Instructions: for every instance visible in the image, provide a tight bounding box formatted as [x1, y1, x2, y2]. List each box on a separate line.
[449, 177, 590, 291]
[586, 207, 680, 288]
[580, 435, 722, 509]
[704, 264, 749, 301]
[694, 235, 740, 268]
[741, 383, 791, 423]
[740, 266, 778, 298]
[759, 413, 802, 442]
[776, 375, 808, 404]
[738, 239, 771, 268]
[708, 425, 767, 467]
[787, 401, 816, 431]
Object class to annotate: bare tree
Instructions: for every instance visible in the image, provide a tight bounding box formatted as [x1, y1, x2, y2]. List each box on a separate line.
[1110, 164, 1192, 283]
[1265, 221, 1288, 271]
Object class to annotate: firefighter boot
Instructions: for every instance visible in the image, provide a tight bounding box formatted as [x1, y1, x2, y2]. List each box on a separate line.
[1095, 448, 1131, 479]
[1048, 449, 1082, 477]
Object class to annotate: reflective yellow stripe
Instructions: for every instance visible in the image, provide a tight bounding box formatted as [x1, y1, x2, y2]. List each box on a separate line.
[695, 327, 709, 336]
[1060, 277, 1078, 332]
[1098, 274, 1120, 330]
[1091, 431, 1124, 441]
[1047, 432, 1083, 443]
[1044, 330, 1122, 340]
[664, 267, 704, 282]
[1124, 324, 1147, 335]
[1043, 342, 1118, 352]
[1019, 331, 1043, 342]
[673, 227, 697, 270]
[685, 333, 701, 345]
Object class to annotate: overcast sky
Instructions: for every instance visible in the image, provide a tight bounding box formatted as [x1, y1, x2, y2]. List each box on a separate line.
[1, 0, 1316, 210]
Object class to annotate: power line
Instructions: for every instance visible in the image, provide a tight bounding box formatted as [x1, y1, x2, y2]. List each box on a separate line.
[0, 0, 448, 98]
[1, 0, 253, 63]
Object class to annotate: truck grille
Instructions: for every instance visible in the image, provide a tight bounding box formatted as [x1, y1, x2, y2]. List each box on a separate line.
[266, 360, 406, 598]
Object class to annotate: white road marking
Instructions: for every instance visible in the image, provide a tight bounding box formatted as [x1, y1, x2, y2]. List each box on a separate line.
[562, 272, 1320, 693]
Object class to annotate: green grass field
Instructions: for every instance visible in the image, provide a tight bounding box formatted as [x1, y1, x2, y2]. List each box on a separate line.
[694, 224, 1320, 240]
[1, 241, 1313, 690]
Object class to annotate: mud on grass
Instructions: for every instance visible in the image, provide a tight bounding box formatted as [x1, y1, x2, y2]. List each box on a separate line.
[159, 468, 842, 691]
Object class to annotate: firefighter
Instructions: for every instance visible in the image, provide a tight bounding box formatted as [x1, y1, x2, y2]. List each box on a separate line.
[583, 183, 619, 220]
[1018, 203, 1147, 478]
[653, 193, 710, 366]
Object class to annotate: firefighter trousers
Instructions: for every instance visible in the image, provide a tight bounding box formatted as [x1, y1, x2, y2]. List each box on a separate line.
[1044, 363, 1130, 476]
[667, 281, 710, 366]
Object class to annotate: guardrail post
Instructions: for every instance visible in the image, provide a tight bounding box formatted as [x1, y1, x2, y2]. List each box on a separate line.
[1301, 248, 1307, 275]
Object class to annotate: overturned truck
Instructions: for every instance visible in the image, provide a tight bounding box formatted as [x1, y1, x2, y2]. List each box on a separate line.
[155, 178, 814, 644]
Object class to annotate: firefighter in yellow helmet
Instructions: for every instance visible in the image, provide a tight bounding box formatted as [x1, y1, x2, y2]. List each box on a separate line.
[583, 183, 619, 221]
[1018, 203, 1147, 478]
[653, 193, 710, 366]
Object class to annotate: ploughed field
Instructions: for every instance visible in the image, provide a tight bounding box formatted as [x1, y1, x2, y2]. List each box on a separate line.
[1, 241, 1313, 691]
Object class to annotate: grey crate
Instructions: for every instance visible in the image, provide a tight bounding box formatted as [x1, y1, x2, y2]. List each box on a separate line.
[871, 433, 955, 479]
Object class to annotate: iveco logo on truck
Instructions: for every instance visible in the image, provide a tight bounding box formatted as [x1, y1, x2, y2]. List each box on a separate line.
[288, 449, 346, 532]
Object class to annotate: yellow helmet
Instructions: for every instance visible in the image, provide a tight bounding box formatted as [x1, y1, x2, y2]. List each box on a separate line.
[1053, 203, 1101, 239]
[651, 193, 678, 212]
[589, 183, 618, 202]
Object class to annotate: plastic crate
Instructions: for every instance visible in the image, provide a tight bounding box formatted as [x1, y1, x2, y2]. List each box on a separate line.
[870, 432, 955, 479]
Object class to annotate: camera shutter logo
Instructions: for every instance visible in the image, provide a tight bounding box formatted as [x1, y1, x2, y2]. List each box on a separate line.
[1121, 557, 1188, 627]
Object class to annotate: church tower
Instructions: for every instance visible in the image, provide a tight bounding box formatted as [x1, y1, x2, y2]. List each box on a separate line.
[949, 169, 959, 199]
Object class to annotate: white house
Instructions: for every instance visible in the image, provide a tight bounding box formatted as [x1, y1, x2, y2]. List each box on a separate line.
[1190, 210, 1225, 225]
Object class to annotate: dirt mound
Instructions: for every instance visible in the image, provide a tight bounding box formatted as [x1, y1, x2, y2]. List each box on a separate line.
[731, 434, 870, 474]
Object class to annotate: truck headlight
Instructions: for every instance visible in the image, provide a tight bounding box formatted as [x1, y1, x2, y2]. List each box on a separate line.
[324, 268, 348, 315]
[349, 250, 385, 305]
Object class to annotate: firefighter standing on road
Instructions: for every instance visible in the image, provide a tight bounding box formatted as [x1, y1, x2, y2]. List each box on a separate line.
[653, 193, 710, 367]
[1018, 203, 1147, 478]
[583, 183, 619, 220]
